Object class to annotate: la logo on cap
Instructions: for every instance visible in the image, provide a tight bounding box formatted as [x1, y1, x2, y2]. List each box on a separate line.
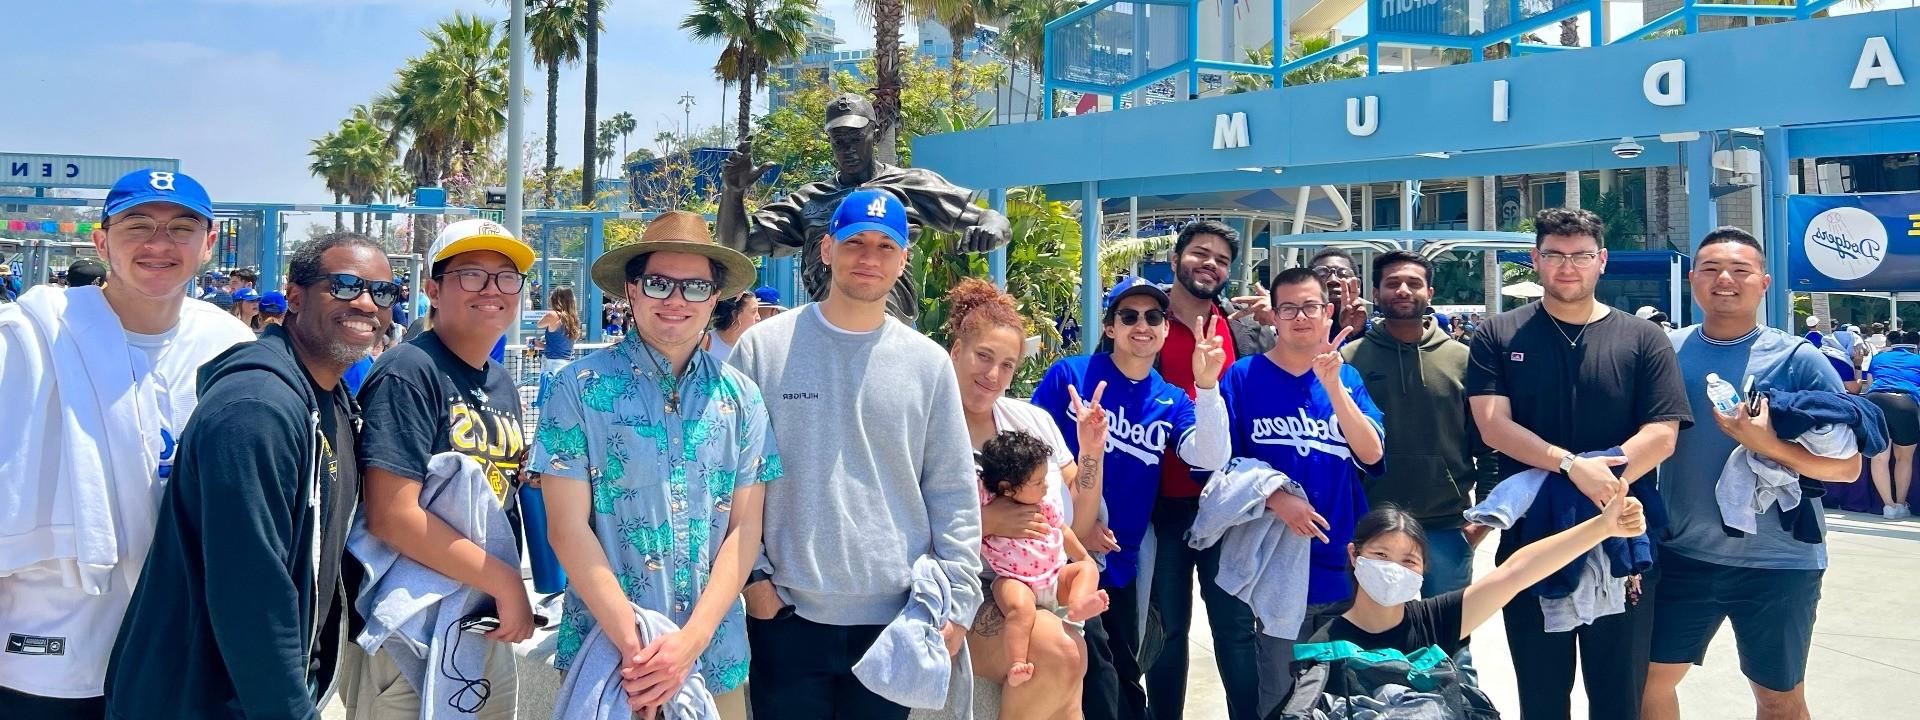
[866, 196, 889, 219]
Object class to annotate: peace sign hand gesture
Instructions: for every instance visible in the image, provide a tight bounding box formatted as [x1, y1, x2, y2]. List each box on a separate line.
[1192, 317, 1227, 389]
[1067, 381, 1110, 457]
[1229, 282, 1276, 327]
[1312, 326, 1353, 388]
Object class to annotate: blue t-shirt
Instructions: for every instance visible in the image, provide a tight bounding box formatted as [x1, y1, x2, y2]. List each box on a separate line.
[1869, 347, 1920, 395]
[1221, 354, 1385, 605]
[1663, 326, 1843, 570]
[1032, 353, 1196, 588]
[342, 356, 375, 396]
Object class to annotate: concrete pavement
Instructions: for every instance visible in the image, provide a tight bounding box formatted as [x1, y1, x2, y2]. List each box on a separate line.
[324, 509, 1918, 718]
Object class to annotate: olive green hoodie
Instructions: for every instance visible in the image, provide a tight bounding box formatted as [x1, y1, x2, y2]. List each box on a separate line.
[1340, 317, 1496, 529]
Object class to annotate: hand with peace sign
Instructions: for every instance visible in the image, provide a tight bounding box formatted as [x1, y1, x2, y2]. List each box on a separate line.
[1067, 381, 1110, 458]
[1192, 317, 1228, 389]
[1312, 326, 1353, 388]
[1229, 282, 1277, 327]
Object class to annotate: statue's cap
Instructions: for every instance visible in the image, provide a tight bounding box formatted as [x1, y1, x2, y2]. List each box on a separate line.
[826, 93, 875, 130]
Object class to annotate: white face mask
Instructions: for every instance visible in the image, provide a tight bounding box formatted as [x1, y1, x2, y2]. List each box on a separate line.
[1354, 556, 1423, 607]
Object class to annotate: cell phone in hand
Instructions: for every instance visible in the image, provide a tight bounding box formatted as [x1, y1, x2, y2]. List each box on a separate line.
[458, 612, 552, 634]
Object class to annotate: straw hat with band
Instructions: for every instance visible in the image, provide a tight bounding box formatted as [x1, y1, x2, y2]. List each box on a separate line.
[591, 210, 757, 300]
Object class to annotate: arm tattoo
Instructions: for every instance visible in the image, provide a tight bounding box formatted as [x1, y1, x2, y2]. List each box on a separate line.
[972, 601, 1006, 638]
[1078, 456, 1099, 491]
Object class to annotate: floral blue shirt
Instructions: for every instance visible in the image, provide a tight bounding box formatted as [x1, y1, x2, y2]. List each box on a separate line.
[529, 335, 781, 694]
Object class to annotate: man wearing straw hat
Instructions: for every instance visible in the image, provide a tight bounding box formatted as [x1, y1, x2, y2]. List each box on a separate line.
[531, 210, 780, 719]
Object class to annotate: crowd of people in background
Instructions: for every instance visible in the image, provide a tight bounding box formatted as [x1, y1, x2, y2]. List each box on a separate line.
[0, 168, 1896, 720]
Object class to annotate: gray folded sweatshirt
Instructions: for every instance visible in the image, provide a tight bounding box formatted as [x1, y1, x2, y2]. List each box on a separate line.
[728, 304, 984, 627]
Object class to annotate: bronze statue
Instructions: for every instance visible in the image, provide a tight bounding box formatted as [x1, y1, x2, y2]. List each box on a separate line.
[716, 92, 1011, 324]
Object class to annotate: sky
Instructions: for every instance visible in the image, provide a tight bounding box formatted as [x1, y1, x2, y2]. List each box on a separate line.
[2, 0, 888, 238]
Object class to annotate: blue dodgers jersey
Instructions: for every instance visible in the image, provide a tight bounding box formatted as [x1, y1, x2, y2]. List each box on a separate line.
[1870, 348, 1920, 395]
[1222, 355, 1385, 605]
[1031, 353, 1196, 588]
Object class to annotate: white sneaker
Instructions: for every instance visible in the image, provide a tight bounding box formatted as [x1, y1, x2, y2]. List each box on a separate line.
[1900, 505, 1914, 519]
[1886, 505, 1903, 519]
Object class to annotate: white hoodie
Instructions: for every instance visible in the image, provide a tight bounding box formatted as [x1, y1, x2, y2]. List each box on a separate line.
[0, 285, 252, 697]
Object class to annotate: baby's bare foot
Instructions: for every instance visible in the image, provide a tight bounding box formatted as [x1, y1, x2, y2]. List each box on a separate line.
[1066, 589, 1110, 621]
[1007, 661, 1036, 688]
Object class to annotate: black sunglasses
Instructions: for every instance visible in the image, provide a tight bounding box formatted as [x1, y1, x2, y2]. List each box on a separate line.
[632, 274, 717, 303]
[1113, 308, 1167, 327]
[322, 273, 402, 308]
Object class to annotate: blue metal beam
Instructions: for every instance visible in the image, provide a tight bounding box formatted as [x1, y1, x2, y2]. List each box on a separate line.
[585, 214, 606, 343]
[1080, 180, 1100, 356]
[988, 188, 1008, 288]
[1764, 127, 1793, 331]
[1695, 4, 1801, 18]
[1686, 136, 1717, 322]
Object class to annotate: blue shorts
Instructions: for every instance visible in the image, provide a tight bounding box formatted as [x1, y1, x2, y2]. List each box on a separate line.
[1650, 548, 1822, 692]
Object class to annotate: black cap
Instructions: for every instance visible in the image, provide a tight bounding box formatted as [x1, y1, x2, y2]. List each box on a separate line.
[825, 93, 875, 130]
[67, 258, 107, 287]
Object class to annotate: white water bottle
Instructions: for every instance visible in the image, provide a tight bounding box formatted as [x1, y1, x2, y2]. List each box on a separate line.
[1706, 373, 1741, 416]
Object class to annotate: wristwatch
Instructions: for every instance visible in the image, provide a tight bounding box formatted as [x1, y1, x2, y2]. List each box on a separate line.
[1557, 452, 1577, 474]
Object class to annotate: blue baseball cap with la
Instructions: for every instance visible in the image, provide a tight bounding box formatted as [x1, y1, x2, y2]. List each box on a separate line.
[830, 188, 909, 246]
[1104, 275, 1169, 310]
[103, 168, 213, 222]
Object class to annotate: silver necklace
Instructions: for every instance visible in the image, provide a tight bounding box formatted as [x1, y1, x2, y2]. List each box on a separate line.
[1551, 315, 1590, 348]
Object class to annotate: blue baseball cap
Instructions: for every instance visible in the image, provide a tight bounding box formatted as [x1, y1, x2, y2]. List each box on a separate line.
[259, 291, 287, 313]
[103, 169, 213, 223]
[753, 286, 781, 306]
[232, 288, 261, 302]
[1103, 275, 1169, 311]
[830, 188, 909, 246]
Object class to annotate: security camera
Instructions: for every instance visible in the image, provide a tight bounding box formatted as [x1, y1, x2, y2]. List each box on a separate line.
[1612, 137, 1645, 159]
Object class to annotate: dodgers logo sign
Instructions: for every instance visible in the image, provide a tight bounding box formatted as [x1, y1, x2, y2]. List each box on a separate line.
[1788, 192, 1919, 292]
[1802, 206, 1886, 280]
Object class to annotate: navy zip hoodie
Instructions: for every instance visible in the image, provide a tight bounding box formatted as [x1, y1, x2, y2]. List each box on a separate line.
[104, 325, 353, 720]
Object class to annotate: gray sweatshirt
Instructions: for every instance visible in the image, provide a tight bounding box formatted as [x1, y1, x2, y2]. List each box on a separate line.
[728, 304, 984, 627]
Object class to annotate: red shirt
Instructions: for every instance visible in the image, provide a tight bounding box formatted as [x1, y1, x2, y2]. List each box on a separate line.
[1157, 311, 1236, 498]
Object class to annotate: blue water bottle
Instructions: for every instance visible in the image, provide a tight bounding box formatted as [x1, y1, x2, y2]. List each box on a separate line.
[518, 484, 568, 593]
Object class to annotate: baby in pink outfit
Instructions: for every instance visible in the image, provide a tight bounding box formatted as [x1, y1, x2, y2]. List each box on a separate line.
[978, 431, 1108, 688]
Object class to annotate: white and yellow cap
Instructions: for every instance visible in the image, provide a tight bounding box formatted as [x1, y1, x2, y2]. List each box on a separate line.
[430, 218, 535, 272]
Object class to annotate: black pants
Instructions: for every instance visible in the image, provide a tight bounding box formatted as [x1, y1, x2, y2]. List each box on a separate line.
[745, 610, 907, 719]
[1145, 498, 1261, 720]
[0, 686, 105, 720]
[1498, 533, 1661, 720]
[1082, 582, 1151, 720]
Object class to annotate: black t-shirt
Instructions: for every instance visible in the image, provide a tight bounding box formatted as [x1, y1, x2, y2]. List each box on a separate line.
[312, 375, 358, 687]
[1466, 304, 1693, 480]
[357, 330, 525, 504]
[1308, 590, 1467, 657]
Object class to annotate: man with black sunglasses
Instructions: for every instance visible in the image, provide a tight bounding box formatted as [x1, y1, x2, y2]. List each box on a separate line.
[347, 219, 537, 719]
[531, 211, 775, 719]
[104, 232, 393, 718]
[1031, 276, 1230, 720]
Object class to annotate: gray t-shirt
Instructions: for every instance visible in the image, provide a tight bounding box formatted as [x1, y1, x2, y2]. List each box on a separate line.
[727, 303, 984, 626]
[1663, 326, 1844, 570]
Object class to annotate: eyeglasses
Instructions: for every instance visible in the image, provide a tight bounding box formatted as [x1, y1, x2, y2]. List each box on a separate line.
[106, 215, 209, 244]
[1311, 265, 1355, 280]
[1276, 302, 1328, 320]
[321, 273, 402, 308]
[1539, 252, 1601, 268]
[633, 274, 717, 303]
[1113, 308, 1166, 327]
[435, 268, 526, 295]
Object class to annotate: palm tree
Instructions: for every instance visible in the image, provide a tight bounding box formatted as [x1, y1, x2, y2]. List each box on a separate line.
[611, 110, 637, 162]
[580, 0, 606, 208]
[1004, 0, 1081, 121]
[597, 119, 620, 176]
[856, 0, 905, 162]
[376, 12, 510, 253]
[308, 131, 348, 231]
[681, 0, 816, 147]
[528, 0, 594, 208]
[908, 0, 996, 104]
